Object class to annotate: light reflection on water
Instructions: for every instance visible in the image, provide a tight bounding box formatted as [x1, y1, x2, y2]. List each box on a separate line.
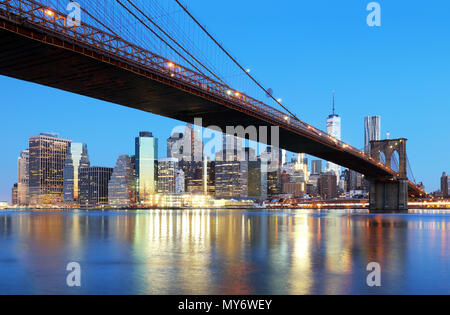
[0, 209, 449, 295]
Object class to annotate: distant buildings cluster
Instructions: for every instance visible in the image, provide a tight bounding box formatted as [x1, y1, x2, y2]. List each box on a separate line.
[9, 101, 387, 207]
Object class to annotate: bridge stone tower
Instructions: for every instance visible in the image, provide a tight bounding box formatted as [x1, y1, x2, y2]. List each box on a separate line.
[369, 138, 408, 211]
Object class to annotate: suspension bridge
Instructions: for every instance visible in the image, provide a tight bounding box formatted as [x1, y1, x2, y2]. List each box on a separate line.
[0, 0, 426, 210]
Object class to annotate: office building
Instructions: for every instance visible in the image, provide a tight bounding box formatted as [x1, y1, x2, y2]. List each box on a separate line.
[63, 143, 89, 202]
[311, 160, 323, 175]
[441, 172, 449, 198]
[135, 132, 158, 203]
[79, 167, 113, 206]
[324, 92, 341, 181]
[167, 124, 203, 162]
[158, 158, 178, 194]
[17, 149, 29, 205]
[11, 183, 18, 205]
[108, 155, 136, 206]
[29, 133, 71, 205]
[319, 173, 338, 200]
[364, 116, 381, 153]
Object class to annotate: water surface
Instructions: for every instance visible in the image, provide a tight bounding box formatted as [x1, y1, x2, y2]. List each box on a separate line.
[0, 209, 449, 294]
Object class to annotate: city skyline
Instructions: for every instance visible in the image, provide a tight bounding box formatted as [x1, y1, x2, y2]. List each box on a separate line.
[1, 1, 449, 201]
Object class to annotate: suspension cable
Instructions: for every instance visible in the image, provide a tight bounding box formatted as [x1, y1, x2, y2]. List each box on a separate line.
[115, 0, 210, 79]
[125, 0, 228, 87]
[173, 0, 300, 120]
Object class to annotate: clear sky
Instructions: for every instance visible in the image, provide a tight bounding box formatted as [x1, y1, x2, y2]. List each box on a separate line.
[1, 0, 449, 202]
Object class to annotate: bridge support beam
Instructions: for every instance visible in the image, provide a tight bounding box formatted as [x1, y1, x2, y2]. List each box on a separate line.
[369, 179, 408, 212]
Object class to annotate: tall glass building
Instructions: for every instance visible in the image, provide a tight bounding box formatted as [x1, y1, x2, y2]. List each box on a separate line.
[29, 133, 71, 205]
[17, 149, 29, 205]
[135, 132, 158, 204]
[63, 143, 89, 202]
[364, 116, 381, 153]
[325, 92, 342, 181]
[157, 158, 178, 194]
[108, 155, 136, 206]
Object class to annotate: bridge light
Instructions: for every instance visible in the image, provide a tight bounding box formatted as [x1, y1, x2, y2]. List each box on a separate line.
[226, 90, 232, 96]
[234, 91, 240, 97]
[167, 62, 175, 69]
[277, 98, 282, 103]
[45, 9, 54, 17]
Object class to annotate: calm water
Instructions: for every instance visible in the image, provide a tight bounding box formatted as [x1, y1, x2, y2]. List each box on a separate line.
[0, 208, 449, 295]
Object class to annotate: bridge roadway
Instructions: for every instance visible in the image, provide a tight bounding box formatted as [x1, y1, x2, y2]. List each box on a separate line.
[0, 0, 425, 197]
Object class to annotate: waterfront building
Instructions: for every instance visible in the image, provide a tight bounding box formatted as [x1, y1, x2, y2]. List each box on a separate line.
[364, 116, 381, 153]
[11, 183, 18, 205]
[441, 172, 449, 198]
[29, 133, 71, 205]
[318, 173, 338, 200]
[283, 182, 306, 198]
[108, 155, 136, 206]
[324, 92, 341, 181]
[63, 143, 89, 203]
[135, 132, 158, 204]
[175, 169, 185, 194]
[311, 160, 323, 175]
[248, 158, 262, 199]
[167, 124, 203, 162]
[158, 157, 178, 194]
[79, 167, 113, 206]
[17, 149, 29, 205]
[260, 146, 282, 198]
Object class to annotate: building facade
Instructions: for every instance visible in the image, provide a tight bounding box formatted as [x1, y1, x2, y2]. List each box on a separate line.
[17, 149, 29, 205]
[79, 167, 113, 206]
[108, 155, 136, 206]
[63, 143, 89, 203]
[158, 157, 178, 194]
[29, 133, 71, 205]
[325, 92, 341, 181]
[319, 173, 338, 200]
[135, 132, 158, 203]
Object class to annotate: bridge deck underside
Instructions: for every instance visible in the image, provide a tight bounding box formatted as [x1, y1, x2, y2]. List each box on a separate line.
[0, 25, 421, 196]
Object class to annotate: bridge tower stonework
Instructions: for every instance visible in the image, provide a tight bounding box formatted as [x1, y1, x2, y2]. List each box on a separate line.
[369, 138, 408, 211]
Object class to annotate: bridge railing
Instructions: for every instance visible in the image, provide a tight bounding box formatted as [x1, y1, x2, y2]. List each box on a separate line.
[0, 0, 424, 194]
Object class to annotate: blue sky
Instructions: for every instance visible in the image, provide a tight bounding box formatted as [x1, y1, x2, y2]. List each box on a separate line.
[1, 0, 449, 201]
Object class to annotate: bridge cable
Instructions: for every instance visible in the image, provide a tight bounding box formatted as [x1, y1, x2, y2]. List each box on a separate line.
[115, 0, 212, 80]
[125, 0, 229, 87]
[173, 0, 301, 121]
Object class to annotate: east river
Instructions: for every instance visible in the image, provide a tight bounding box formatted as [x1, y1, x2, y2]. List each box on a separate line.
[0, 209, 449, 294]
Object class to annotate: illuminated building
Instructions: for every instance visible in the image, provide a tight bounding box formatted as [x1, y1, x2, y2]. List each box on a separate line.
[261, 146, 282, 198]
[311, 160, 323, 175]
[214, 135, 249, 199]
[283, 182, 306, 197]
[108, 155, 136, 206]
[158, 157, 178, 194]
[29, 133, 71, 205]
[175, 169, 185, 194]
[325, 92, 341, 181]
[167, 124, 203, 162]
[135, 131, 158, 203]
[364, 116, 381, 153]
[79, 167, 113, 206]
[441, 172, 449, 198]
[17, 149, 29, 205]
[11, 183, 18, 205]
[318, 173, 338, 200]
[63, 143, 89, 202]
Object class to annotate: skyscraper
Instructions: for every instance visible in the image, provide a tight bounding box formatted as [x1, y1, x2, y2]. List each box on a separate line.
[135, 132, 158, 203]
[108, 155, 136, 206]
[79, 167, 113, 206]
[11, 183, 18, 205]
[441, 172, 449, 198]
[17, 149, 29, 205]
[29, 133, 71, 205]
[167, 124, 203, 162]
[325, 91, 341, 181]
[364, 116, 381, 152]
[63, 143, 89, 202]
[311, 160, 323, 175]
